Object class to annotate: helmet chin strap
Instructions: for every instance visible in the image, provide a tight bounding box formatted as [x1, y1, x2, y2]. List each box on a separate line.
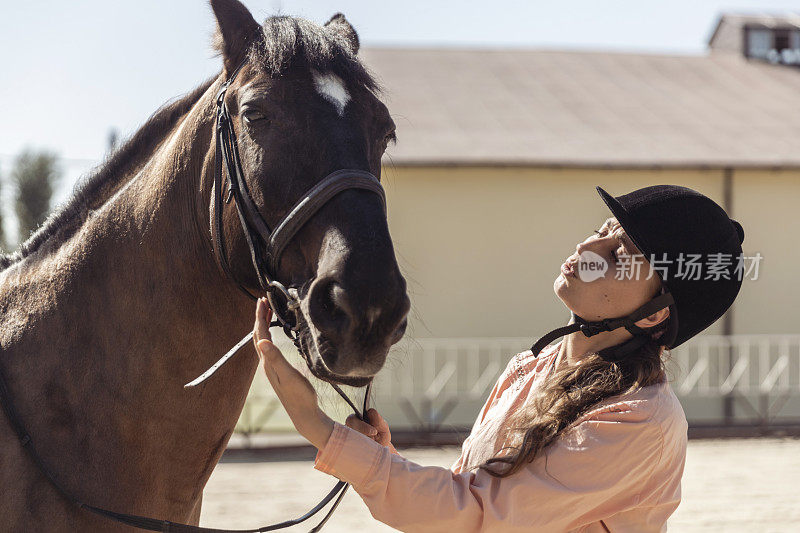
[529, 291, 675, 361]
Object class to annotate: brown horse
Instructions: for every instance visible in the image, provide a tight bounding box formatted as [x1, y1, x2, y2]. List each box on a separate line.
[0, 1, 409, 530]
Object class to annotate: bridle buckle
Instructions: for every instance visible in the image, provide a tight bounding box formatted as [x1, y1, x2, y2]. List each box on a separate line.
[580, 318, 615, 337]
[215, 83, 230, 107]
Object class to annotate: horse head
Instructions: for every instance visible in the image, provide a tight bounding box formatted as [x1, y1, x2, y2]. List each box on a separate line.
[207, 0, 410, 387]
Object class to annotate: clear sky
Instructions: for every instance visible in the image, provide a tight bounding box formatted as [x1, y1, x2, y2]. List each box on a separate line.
[1, 0, 798, 242]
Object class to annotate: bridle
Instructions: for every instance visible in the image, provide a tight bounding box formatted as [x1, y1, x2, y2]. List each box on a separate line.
[0, 59, 386, 532]
[208, 59, 387, 344]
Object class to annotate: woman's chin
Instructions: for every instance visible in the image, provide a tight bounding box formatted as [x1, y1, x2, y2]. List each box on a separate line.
[554, 274, 578, 303]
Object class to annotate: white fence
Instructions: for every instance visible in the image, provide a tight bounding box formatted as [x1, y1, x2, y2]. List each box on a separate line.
[671, 335, 800, 396]
[235, 334, 800, 435]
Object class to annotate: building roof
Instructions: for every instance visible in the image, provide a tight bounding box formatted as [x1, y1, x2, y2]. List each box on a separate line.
[362, 47, 800, 167]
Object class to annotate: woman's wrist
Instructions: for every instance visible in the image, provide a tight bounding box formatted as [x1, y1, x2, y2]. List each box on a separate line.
[302, 409, 336, 450]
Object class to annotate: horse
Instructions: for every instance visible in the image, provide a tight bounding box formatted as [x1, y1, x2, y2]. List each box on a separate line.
[0, 1, 410, 530]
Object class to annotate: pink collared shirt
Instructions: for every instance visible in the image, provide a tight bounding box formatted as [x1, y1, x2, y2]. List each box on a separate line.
[315, 340, 688, 532]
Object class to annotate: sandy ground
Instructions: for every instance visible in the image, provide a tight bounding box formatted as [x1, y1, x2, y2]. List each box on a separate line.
[200, 437, 800, 532]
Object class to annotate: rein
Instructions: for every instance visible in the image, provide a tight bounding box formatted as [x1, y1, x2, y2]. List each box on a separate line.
[0, 59, 384, 532]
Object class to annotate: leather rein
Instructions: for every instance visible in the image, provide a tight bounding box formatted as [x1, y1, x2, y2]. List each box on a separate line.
[0, 60, 385, 532]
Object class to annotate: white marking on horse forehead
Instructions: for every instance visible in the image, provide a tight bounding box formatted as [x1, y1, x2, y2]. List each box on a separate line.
[311, 70, 350, 117]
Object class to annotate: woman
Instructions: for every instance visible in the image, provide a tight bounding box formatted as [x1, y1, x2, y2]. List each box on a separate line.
[253, 184, 745, 532]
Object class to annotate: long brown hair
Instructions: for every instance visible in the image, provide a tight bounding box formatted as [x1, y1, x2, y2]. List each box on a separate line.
[479, 317, 671, 478]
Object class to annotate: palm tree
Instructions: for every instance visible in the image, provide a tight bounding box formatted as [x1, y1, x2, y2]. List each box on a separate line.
[11, 149, 60, 245]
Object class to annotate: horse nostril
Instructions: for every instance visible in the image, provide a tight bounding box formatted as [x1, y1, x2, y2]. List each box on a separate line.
[308, 276, 352, 344]
[328, 282, 355, 318]
[391, 317, 408, 345]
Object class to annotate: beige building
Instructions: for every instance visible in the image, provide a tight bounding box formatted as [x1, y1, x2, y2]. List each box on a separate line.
[361, 14, 800, 343]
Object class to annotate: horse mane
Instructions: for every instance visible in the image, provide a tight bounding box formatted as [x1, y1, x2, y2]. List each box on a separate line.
[1, 15, 379, 272]
[0, 77, 216, 271]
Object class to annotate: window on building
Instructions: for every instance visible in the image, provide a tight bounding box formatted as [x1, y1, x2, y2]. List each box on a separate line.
[774, 29, 791, 51]
[747, 28, 772, 59]
[746, 27, 800, 65]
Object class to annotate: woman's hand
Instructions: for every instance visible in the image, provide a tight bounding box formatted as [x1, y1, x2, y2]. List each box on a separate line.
[346, 408, 398, 454]
[253, 297, 334, 450]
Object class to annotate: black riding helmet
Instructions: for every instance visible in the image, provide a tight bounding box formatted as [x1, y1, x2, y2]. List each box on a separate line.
[530, 184, 746, 361]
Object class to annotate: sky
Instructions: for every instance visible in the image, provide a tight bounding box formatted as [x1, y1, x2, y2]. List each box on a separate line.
[1, 0, 798, 242]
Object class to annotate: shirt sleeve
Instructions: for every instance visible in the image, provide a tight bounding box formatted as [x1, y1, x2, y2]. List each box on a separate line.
[314, 406, 666, 533]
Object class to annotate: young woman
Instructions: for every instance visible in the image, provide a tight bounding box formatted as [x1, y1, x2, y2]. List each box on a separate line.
[253, 184, 745, 532]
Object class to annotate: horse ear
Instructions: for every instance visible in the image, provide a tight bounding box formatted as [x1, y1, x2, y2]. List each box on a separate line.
[324, 13, 360, 54]
[210, 0, 261, 74]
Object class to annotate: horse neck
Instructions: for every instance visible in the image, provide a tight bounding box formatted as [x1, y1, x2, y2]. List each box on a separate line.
[0, 78, 259, 517]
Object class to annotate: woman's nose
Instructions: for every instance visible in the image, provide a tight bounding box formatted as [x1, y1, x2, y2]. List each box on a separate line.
[576, 235, 606, 255]
[576, 238, 593, 254]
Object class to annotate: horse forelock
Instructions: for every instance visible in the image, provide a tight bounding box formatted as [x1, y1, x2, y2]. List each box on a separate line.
[243, 16, 380, 94]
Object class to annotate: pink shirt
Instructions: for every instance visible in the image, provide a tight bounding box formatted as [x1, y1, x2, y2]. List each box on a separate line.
[315, 340, 688, 532]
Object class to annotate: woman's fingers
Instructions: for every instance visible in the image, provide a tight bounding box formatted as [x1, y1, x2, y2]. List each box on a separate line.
[253, 298, 273, 353]
[345, 414, 378, 437]
[253, 323, 321, 436]
[253, 299, 298, 383]
[364, 409, 392, 447]
[366, 408, 390, 432]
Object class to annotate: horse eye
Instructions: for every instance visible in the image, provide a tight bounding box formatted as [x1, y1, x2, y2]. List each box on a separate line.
[242, 109, 267, 124]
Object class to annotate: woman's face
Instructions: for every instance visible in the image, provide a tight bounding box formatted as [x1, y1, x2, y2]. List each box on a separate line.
[555, 217, 663, 321]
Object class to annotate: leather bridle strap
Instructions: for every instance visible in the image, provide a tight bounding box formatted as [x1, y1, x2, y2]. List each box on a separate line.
[211, 61, 259, 304]
[266, 169, 386, 276]
[0, 351, 371, 532]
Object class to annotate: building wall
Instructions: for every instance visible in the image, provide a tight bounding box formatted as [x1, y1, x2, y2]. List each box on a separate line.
[381, 165, 796, 340]
[709, 19, 742, 55]
[731, 169, 800, 334]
